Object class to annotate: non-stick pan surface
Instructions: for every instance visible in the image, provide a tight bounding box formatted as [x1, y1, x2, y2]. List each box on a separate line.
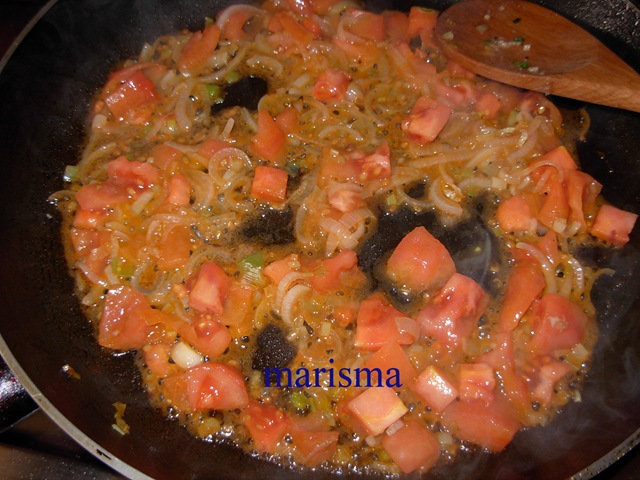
[0, 0, 639, 478]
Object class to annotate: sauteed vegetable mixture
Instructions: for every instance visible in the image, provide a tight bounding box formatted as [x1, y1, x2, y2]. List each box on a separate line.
[51, 0, 638, 475]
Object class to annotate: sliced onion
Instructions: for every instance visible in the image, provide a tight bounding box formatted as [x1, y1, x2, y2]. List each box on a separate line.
[281, 284, 311, 324]
[385, 419, 405, 436]
[276, 271, 311, 310]
[216, 4, 264, 30]
[429, 178, 463, 217]
[171, 341, 203, 369]
[516, 242, 557, 293]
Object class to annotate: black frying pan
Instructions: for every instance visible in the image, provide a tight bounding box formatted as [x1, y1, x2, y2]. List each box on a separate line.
[0, 0, 639, 478]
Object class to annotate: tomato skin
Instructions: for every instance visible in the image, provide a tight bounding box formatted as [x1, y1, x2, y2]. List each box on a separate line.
[497, 262, 546, 332]
[346, 386, 408, 436]
[529, 293, 588, 355]
[98, 286, 150, 350]
[383, 10, 409, 42]
[590, 204, 638, 247]
[402, 97, 452, 144]
[243, 402, 290, 453]
[386, 226, 455, 292]
[290, 415, 339, 467]
[105, 70, 160, 119]
[312, 68, 351, 103]
[251, 165, 289, 203]
[411, 365, 458, 413]
[309, 249, 362, 292]
[178, 24, 221, 73]
[530, 357, 572, 406]
[416, 273, 489, 348]
[189, 262, 230, 314]
[360, 141, 391, 181]
[381, 420, 441, 474]
[443, 397, 520, 452]
[184, 363, 249, 411]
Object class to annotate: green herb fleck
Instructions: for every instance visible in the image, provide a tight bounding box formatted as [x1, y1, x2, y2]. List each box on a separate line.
[514, 36, 525, 44]
[513, 60, 530, 69]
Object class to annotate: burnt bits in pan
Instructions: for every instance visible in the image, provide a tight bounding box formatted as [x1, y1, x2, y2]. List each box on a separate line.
[252, 324, 297, 385]
[211, 76, 268, 114]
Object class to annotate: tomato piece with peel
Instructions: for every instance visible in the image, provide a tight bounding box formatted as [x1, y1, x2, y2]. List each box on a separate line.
[290, 417, 339, 467]
[344, 9, 386, 41]
[243, 402, 290, 453]
[105, 70, 160, 119]
[251, 165, 289, 203]
[497, 262, 546, 332]
[402, 97, 452, 144]
[362, 341, 418, 389]
[386, 226, 455, 292]
[346, 386, 408, 436]
[458, 362, 496, 403]
[411, 365, 458, 413]
[179, 318, 232, 359]
[178, 24, 221, 73]
[590, 204, 638, 247]
[107, 155, 161, 189]
[381, 420, 441, 474]
[529, 293, 588, 355]
[252, 110, 286, 163]
[309, 249, 362, 292]
[98, 286, 151, 350]
[538, 179, 569, 231]
[189, 262, 230, 314]
[442, 397, 520, 452]
[354, 294, 417, 350]
[312, 68, 351, 103]
[184, 363, 249, 411]
[416, 273, 489, 348]
[566, 170, 602, 231]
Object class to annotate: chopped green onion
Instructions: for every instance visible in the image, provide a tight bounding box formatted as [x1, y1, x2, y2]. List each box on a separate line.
[386, 192, 398, 206]
[206, 84, 224, 102]
[514, 36, 525, 44]
[238, 252, 264, 285]
[111, 257, 135, 278]
[63, 165, 79, 182]
[165, 118, 178, 132]
[513, 60, 530, 69]
[225, 71, 240, 84]
[290, 391, 312, 412]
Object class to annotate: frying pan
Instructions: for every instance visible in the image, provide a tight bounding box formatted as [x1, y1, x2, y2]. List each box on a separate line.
[0, 0, 639, 478]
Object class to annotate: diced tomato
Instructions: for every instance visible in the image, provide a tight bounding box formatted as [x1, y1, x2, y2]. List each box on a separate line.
[166, 174, 191, 208]
[318, 146, 363, 185]
[383, 10, 409, 42]
[108, 156, 161, 189]
[354, 294, 417, 350]
[179, 318, 231, 359]
[386, 226, 455, 292]
[344, 9, 386, 41]
[402, 97, 451, 144]
[289, 414, 339, 467]
[197, 138, 232, 158]
[536, 230, 560, 267]
[312, 69, 351, 103]
[408, 7, 438, 39]
[263, 254, 297, 285]
[252, 110, 286, 163]
[217, 284, 255, 328]
[76, 182, 127, 211]
[70, 228, 110, 257]
[529, 293, 588, 355]
[360, 142, 391, 181]
[189, 262, 230, 314]
[332, 303, 358, 326]
[275, 106, 300, 134]
[251, 165, 289, 203]
[458, 362, 496, 403]
[150, 144, 182, 170]
[98, 286, 151, 350]
[328, 185, 362, 213]
[268, 12, 314, 45]
[411, 365, 458, 413]
[435, 80, 478, 108]
[443, 397, 520, 452]
[178, 24, 221, 73]
[333, 37, 380, 66]
[72, 208, 109, 229]
[156, 224, 191, 270]
[219, 6, 261, 41]
[416, 273, 489, 348]
[184, 363, 249, 411]
[310, 0, 343, 14]
[309, 249, 362, 292]
[530, 357, 572, 406]
[497, 262, 546, 332]
[362, 341, 417, 389]
[142, 343, 180, 379]
[346, 386, 408, 436]
[566, 170, 602, 231]
[538, 179, 569, 231]
[474, 92, 501, 118]
[243, 402, 290, 454]
[105, 70, 160, 119]
[590, 204, 638, 247]
[381, 420, 441, 474]
[496, 194, 537, 233]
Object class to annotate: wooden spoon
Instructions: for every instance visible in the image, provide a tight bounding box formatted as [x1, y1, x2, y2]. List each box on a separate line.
[435, 0, 640, 112]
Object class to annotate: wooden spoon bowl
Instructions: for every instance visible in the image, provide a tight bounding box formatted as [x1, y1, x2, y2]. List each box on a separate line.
[435, 0, 640, 112]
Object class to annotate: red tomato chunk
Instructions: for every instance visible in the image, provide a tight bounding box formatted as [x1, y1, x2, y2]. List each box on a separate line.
[346, 386, 408, 436]
[184, 363, 249, 411]
[381, 420, 441, 474]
